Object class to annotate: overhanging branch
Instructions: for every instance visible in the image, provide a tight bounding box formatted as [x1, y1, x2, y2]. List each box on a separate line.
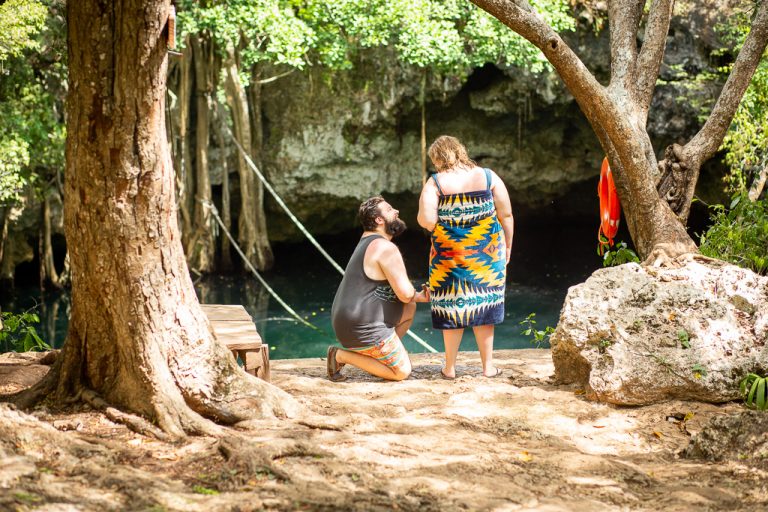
[608, 0, 644, 93]
[683, 2, 768, 166]
[636, 0, 675, 118]
[469, 0, 653, 193]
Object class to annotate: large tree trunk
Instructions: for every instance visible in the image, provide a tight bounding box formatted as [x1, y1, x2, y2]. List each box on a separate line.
[5, 0, 298, 437]
[185, 34, 216, 273]
[223, 51, 273, 270]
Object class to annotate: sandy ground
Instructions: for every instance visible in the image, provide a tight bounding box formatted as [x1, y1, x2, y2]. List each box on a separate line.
[1, 349, 766, 511]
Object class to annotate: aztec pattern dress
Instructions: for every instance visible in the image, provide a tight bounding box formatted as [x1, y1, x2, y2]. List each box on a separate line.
[428, 168, 506, 329]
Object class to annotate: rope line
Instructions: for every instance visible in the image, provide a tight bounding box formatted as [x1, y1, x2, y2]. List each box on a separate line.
[218, 107, 437, 353]
[199, 198, 328, 335]
[220, 118, 345, 275]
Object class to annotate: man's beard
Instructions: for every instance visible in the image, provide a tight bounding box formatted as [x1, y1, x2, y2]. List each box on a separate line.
[385, 217, 407, 238]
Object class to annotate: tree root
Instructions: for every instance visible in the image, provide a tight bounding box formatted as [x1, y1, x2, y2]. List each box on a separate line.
[80, 389, 172, 442]
[0, 357, 60, 410]
[177, 367, 301, 428]
[216, 434, 330, 486]
[642, 243, 698, 268]
[218, 435, 292, 484]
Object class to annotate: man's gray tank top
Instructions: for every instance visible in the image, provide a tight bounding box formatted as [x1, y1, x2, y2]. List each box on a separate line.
[331, 234, 404, 348]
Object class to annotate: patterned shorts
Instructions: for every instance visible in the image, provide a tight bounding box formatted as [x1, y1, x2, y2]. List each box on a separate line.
[348, 332, 407, 369]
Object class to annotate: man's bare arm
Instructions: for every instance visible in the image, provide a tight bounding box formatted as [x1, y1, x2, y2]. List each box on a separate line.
[378, 243, 429, 303]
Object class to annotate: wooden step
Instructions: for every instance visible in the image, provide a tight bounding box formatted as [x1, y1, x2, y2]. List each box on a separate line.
[200, 303, 270, 382]
[208, 320, 262, 349]
[200, 304, 252, 322]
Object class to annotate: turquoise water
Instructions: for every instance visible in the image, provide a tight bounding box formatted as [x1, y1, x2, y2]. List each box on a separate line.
[197, 274, 566, 360]
[0, 225, 600, 358]
[0, 275, 566, 358]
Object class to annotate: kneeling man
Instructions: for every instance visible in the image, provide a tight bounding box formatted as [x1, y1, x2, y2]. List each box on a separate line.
[328, 196, 429, 381]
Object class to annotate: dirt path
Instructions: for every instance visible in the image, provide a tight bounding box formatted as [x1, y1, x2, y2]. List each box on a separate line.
[1, 349, 766, 511]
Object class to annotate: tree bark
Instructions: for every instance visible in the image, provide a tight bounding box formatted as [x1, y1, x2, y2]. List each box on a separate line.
[39, 189, 62, 290]
[186, 34, 216, 273]
[0, 207, 8, 278]
[223, 51, 273, 270]
[420, 68, 427, 185]
[5, 0, 298, 437]
[749, 165, 767, 202]
[213, 104, 233, 270]
[247, 73, 274, 270]
[662, 2, 768, 223]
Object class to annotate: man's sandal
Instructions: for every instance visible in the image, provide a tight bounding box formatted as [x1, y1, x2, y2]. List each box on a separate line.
[326, 346, 347, 382]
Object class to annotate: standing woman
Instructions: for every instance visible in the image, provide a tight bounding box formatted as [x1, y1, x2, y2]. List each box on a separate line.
[417, 136, 514, 379]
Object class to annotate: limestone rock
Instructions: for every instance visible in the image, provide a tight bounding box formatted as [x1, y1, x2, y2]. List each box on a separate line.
[550, 257, 768, 405]
[684, 411, 768, 469]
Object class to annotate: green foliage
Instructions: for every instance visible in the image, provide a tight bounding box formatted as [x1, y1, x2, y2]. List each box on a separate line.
[677, 329, 690, 349]
[691, 363, 707, 379]
[717, 8, 768, 196]
[0, 0, 47, 64]
[699, 193, 768, 274]
[0, 309, 51, 352]
[177, 0, 575, 76]
[191, 485, 219, 495]
[519, 313, 555, 348]
[0, 0, 66, 206]
[598, 239, 640, 267]
[740, 372, 767, 411]
[0, 137, 30, 204]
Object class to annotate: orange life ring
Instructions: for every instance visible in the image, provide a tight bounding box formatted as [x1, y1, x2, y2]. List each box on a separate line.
[597, 157, 620, 253]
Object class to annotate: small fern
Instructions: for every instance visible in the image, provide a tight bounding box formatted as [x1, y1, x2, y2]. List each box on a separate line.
[739, 373, 768, 411]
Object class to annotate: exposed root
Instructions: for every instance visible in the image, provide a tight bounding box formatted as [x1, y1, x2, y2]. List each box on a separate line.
[218, 435, 293, 483]
[656, 144, 690, 216]
[0, 358, 60, 410]
[642, 243, 698, 268]
[80, 389, 171, 442]
[181, 371, 302, 427]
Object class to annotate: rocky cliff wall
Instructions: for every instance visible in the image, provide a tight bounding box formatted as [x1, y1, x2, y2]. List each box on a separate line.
[260, 2, 733, 240]
[1, 2, 738, 280]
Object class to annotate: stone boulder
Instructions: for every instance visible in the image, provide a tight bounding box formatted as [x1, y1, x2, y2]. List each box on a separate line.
[551, 257, 768, 405]
[684, 411, 768, 469]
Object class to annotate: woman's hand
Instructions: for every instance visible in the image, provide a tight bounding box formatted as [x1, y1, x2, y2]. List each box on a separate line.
[413, 283, 431, 303]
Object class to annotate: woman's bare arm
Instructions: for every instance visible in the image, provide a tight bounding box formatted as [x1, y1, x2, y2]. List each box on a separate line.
[417, 179, 439, 232]
[491, 171, 514, 263]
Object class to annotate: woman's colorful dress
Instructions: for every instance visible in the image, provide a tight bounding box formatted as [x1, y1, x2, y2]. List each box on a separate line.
[428, 168, 506, 329]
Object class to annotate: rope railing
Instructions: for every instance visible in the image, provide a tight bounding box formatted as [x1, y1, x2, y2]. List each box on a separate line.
[199, 198, 326, 334]
[218, 110, 438, 353]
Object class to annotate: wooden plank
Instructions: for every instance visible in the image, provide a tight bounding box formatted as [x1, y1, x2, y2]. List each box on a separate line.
[200, 304, 252, 322]
[201, 303, 269, 381]
[211, 320, 262, 349]
[242, 345, 270, 382]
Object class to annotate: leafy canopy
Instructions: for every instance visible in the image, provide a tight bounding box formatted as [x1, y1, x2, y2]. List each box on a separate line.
[0, 0, 62, 206]
[717, 7, 768, 195]
[0, 0, 47, 64]
[699, 7, 768, 275]
[177, 0, 574, 76]
[700, 194, 768, 274]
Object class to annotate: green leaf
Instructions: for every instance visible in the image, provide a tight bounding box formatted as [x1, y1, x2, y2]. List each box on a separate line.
[747, 377, 760, 407]
[757, 378, 766, 411]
